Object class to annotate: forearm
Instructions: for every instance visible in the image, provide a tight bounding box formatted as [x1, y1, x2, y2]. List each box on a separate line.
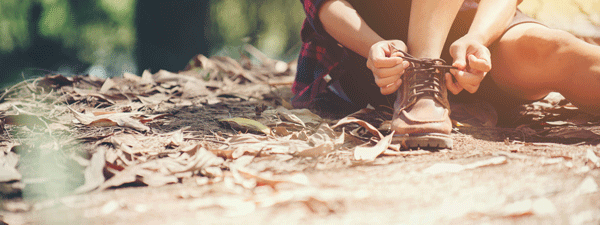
[319, 0, 384, 58]
[468, 0, 519, 46]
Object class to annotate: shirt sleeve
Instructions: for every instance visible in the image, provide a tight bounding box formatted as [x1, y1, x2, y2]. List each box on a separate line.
[300, 0, 332, 39]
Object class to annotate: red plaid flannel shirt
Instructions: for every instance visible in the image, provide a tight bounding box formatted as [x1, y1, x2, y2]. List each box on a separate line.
[291, 0, 345, 109]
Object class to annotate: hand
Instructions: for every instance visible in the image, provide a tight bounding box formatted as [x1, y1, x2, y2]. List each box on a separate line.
[366, 40, 410, 95]
[447, 34, 492, 94]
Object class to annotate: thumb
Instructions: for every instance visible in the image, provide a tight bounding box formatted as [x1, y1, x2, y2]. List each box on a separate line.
[450, 44, 467, 70]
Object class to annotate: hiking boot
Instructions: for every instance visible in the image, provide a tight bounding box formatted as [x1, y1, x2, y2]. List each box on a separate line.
[391, 50, 453, 149]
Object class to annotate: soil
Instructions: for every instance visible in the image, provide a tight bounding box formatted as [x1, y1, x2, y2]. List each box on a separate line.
[1, 67, 599, 225]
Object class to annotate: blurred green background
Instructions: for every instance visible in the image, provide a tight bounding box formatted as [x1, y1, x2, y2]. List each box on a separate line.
[0, 0, 305, 88]
[1, 0, 598, 89]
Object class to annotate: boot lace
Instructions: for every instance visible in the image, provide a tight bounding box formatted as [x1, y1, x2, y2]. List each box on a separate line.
[391, 45, 455, 107]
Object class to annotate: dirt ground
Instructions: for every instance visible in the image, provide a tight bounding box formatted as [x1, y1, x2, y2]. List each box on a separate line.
[0, 52, 599, 225]
[2, 1, 600, 223]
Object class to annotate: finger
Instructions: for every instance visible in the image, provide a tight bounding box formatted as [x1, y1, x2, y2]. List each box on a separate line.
[468, 54, 492, 72]
[380, 79, 402, 95]
[372, 55, 404, 68]
[454, 70, 485, 93]
[445, 73, 463, 95]
[372, 63, 407, 79]
[375, 73, 402, 87]
[450, 44, 468, 70]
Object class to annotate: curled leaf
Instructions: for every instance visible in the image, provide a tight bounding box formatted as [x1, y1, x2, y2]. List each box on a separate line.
[219, 118, 271, 135]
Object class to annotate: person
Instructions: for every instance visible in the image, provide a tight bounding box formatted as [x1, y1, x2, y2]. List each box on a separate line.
[291, 0, 600, 149]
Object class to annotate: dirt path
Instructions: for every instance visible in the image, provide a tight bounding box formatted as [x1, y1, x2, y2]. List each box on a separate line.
[1, 66, 599, 225]
[3, 131, 599, 224]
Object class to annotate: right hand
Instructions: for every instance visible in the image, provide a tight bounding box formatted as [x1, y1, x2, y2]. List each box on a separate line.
[366, 40, 410, 95]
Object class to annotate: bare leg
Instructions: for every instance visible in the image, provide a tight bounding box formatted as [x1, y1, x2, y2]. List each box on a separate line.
[491, 23, 600, 114]
[391, 0, 465, 149]
[407, 0, 465, 58]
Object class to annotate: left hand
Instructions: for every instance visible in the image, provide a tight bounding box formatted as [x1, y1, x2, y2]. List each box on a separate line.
[447, 34, 492, 94]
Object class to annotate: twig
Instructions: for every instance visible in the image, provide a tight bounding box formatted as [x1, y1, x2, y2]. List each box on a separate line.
[0, 78, 38, 102]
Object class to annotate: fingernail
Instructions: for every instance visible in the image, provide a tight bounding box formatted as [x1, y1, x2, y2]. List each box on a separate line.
[402, 61, 409, 68]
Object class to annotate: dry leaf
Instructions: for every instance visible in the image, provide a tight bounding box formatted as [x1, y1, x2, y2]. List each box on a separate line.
[219, 118, 271, 135]
[423, 156, 507, 174]
[332, 117, 383, 139]
[100, 78, 116, 93]
[295, 142, 334, 158]
[68, 107, 150, 132]
[276, 106, 306, 127]
[354, 131, 394, 161]
[586, 149, 600, 169]
[140, 70, 154, 85]
[236, 168, 309, 188]
[123, 72, 142, 82]
[381, 149, 433, 156]
[75, 147, 106, 193]
[0, 151, 21, 183]
[182, 80, 209, 99]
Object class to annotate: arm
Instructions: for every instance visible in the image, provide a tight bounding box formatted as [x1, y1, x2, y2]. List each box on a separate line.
[468, 0, 519, 46]
[319, 0, 409, 95]
[319, 0, 382, 57]
[447, 0, 520, 94]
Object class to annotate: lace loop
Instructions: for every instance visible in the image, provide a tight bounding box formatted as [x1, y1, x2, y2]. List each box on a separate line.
[390, 44, 456, 108]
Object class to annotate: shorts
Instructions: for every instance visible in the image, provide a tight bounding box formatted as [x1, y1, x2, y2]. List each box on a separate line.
[327, 0, 545, 122]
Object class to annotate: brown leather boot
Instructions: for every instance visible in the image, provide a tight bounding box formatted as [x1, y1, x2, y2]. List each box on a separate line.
[391, 51, 453, 149]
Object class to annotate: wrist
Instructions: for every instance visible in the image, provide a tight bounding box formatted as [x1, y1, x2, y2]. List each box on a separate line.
[464, 32, 489, 45]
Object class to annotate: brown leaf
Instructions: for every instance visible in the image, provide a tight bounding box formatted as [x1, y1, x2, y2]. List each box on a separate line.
[0, 150, 21, 183]
[75, 147, 106, 193]
[586, 149, 600, 169]
[276, 107, 306, 127]
[236, 168, 309, 188]
[353, 131, 394, 161]
[219, 118, 271, 135]
[100, 78, 116, 93]
[38, 74, 77, 89]
[123, 72, 142, 82]
[182, 80, 210, 99]
[333, 117, 383, 139]
[68, 107, 150, 132]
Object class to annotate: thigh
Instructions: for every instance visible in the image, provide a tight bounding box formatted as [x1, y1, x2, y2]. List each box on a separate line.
[489, 23, 556, 101]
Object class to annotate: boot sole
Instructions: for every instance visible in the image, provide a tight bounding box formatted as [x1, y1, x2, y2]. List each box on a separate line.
[392, 133, 453, 150]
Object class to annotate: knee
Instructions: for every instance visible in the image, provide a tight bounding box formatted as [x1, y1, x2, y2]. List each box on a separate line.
[513, 27, 578, 67]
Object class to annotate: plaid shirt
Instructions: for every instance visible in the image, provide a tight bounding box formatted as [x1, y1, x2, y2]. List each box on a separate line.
[292, 0, 491, 109]
[291, 0, 346, 109]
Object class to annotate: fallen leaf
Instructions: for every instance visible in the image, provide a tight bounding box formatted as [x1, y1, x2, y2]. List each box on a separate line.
[276, 107, 306, 127]
[381, 149, 432, 156]
[219, 118, 271, 135]
[236, 168, 309, 188]
[423, 156, 507, 174]
[295, 142, 334, 158]
[586, 149, 600, 169]
[333, 117, 383, 139]
[38, 74, 76, 89]
[423, 163, 466, 175]
[123, 72, 141, 82]
[182, 80, 209, 99]
[75, 147, 106, 193]
[68, 107, 150, 132]
[354, 131, 394, 161]
[501, 199, 533, 217]
[463, 156, 508, 170]
[100, 78, 116, 93]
